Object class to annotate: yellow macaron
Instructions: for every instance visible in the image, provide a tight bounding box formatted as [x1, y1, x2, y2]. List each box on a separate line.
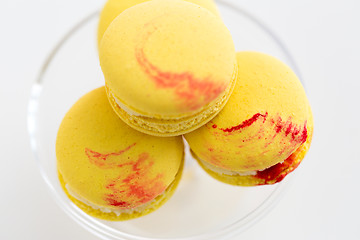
[56, 87, 184, 220]
[99, 0, 237, 136]
[97, 0, 220, 47]
[185, 51, 314, 186]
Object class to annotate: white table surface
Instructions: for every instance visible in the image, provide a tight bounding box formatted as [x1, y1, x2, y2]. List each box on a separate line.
[1, 0, 359, 239]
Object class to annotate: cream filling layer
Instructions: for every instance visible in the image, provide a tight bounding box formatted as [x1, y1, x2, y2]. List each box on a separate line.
[199, 157, 257, 176]
[111, 92, 142, 117]
[109, 88, 226, 120]
[107, 63, 237, 122]
[65, 184, 157, 216]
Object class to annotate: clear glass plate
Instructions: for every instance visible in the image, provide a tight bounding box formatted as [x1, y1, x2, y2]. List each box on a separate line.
[28, 1, 301, 239]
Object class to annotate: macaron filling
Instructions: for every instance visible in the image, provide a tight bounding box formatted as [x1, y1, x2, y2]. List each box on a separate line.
[193, 140, 307, 186]
[63, 166, 182, 217]
[106, 65, 237, 120]
[105, 66, 237, 136]
[111, 91, 142, 117]
[66, 184, 156, 215]
[193, 151, 257, 176]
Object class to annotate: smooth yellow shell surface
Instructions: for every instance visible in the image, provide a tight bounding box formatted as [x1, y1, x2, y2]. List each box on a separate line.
[97, 0, 220, 47]
[185, 52, 313, 172]
[99, 0, 236, 118]
[56, 87, 184, 217]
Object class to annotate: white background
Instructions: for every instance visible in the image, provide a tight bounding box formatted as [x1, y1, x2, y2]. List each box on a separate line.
[1, 0, 359, 239]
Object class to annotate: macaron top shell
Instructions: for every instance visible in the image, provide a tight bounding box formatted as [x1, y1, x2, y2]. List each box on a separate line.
[97, 0, 220, 47]
[56, 87, 183, 210]
[185, 52, 311, 172]
[99, 0, 236, 118]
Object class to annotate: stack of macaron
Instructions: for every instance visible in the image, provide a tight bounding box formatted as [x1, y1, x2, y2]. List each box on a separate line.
[56, 0, 313, 221]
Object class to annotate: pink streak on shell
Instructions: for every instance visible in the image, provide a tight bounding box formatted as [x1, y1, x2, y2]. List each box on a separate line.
[85, 145, 166, 209]
[135, 24, 227, 111]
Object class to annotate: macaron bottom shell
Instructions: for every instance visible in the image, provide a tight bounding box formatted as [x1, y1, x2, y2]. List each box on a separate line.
[58, 157, 184, 221]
